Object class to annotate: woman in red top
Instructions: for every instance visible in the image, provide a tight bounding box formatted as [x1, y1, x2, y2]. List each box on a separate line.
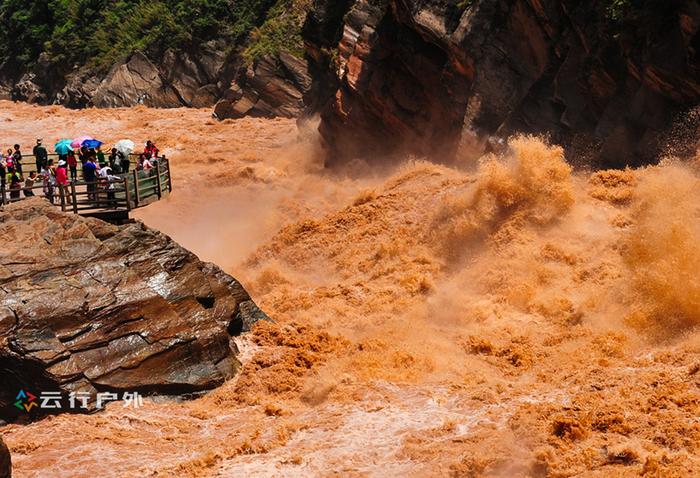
[144, 140, 159, 159]
[56, 160, 71, 204]
[66, 152, 78, 182]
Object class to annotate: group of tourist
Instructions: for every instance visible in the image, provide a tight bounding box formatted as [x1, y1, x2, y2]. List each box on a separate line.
[1, 144, 24, 201]
[1, 139, 160, 205]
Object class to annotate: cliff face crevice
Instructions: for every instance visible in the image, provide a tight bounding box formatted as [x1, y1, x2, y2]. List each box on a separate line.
[304, 0, 700, 167]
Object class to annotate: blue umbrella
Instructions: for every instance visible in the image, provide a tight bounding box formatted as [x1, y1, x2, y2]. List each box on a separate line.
[54, 139, 73, 155]
[82, 139, 103, 149]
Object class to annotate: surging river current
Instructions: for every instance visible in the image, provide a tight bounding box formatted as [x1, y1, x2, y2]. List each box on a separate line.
[1, 101, 699, 477]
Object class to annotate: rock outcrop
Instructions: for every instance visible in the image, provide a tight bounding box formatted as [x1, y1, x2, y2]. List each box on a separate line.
[305, 0, 700, 167]
[8, 44, 228, 109]
[0, 198, 268, 422]
[214, 52, 313, 119]
[5, 44, 311, 117]
[89, 46, 227, 108]
[90, 52, 181, 108]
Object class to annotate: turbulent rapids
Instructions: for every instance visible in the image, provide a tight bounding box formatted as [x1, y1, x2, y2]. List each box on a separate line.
[1, 102, 700, 477]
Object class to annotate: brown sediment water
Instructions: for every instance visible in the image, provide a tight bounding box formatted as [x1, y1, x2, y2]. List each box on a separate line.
[1, 101, 700, 477]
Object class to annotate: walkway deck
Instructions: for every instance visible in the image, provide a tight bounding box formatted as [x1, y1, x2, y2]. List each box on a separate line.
[1, 155, 172, 223]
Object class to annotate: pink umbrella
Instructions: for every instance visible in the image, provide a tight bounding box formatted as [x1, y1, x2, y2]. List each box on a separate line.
[71, 136, 93, 149]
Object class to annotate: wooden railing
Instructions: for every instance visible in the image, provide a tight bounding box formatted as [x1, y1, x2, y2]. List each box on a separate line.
[127, 158, 172, 209]
[0, 156, 172, 218]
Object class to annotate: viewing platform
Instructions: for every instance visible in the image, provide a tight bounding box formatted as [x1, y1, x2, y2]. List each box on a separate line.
[1, 154, 172, 223]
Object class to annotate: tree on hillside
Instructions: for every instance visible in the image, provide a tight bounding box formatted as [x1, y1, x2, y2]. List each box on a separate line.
[0, 1, 55, 70]
[0, 0, 297, 78]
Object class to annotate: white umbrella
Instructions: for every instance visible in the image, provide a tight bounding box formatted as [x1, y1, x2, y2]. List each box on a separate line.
[114, 139, 135, 156]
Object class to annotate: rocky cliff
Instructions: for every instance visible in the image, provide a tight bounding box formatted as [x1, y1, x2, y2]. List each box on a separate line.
[12, 45, 229, 109]
[0, 0, 310, 114]
[303, 0, 700, 167]
[0, 198, 268, 422]
[10, 45, 314, 115]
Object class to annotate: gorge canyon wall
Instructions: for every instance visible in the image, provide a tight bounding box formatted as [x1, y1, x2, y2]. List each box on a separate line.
[303, 0, 700, 167]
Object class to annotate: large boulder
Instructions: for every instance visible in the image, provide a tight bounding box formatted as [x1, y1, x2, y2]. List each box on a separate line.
[0, 198, 268, 422]
[90, 49, 226, 108]
[160, 42, 227, 107]
[12, 74, 46, 104]
[91, 51, 181, 108]
[306, 0, 700, 167]
[55, 71, 103, 108]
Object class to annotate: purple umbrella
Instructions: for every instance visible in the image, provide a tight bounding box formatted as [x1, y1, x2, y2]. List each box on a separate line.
[71, 136, 93, 149]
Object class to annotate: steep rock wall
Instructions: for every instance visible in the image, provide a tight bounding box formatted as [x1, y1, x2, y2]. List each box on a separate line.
[304, 0, 700, 167]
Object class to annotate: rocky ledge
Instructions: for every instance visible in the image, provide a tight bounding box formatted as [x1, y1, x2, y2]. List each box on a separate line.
[0, 198, 268, 422]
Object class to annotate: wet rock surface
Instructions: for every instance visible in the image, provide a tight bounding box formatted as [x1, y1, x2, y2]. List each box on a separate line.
[0, 198, 268, 422]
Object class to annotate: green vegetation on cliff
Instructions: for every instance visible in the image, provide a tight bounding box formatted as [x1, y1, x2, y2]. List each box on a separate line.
[0, 0, 280, 74]
[243, 0, 311, 63]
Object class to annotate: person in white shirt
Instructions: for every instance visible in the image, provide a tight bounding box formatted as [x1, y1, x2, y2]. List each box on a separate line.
[99, 166, 120, 207]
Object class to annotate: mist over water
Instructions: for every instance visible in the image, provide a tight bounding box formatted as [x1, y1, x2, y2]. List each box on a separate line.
[1, 102, 700, 477]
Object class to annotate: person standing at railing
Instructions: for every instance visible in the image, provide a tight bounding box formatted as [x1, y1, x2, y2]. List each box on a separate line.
[23, 171, 40, 197]
[120, 150, 130, 173]
[33, 139, 48, 172]
[42, 160, 55, 204]
[55, 160, 70, 205]
[12, 144, 23, 177]
[83, 156, 98, 201]
[0, 155, 5, 201]
[98, 165, 119, 208]
[78, 146, 89, 171]
[8, 167, 21, 201]
[96, 146, 107, 168]
[5, 149, 13, 170]
[137, 153, 154, 173]
[144, 140, 159, 159]
[67, 151, 78, 182]
[108, 148, 123, 174]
